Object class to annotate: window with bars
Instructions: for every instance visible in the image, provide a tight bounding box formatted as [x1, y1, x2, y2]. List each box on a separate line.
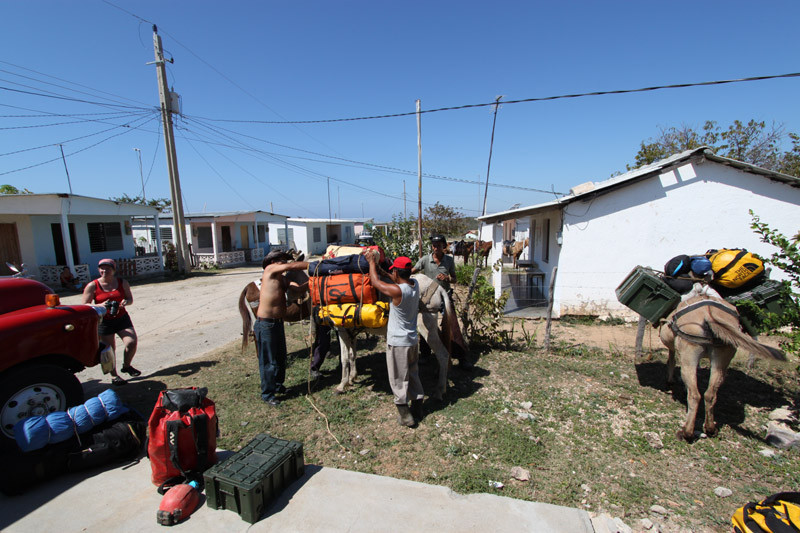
[87, 222, 123, 252]
[149, 227, 174, 241]
[313, 227, 321, 243]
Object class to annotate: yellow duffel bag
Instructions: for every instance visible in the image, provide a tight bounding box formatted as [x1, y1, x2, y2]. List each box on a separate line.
[318, 302, 389, 329]
[709, 248, 764, 289]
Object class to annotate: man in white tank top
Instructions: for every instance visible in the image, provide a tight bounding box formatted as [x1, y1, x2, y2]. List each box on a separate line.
[366, 253, 423, 427]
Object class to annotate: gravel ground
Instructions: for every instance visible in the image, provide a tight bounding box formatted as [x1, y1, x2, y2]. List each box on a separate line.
[60, 266, 264, 392]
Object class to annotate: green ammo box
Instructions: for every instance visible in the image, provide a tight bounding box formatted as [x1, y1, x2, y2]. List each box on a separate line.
[616, 266, 681, 324]
[204, 434, 304, 524]
[724, 279, 796, 336]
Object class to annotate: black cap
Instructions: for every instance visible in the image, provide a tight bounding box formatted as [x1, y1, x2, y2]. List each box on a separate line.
[430, 234, 446, 244]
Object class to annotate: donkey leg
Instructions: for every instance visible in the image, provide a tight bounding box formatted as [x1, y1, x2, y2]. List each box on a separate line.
[660, 326, 677, 389]
[336, 330, 353, 393]
[702, 346, 735, 437]
[419, 312, 449, 401]
[677, 342, 704, 441]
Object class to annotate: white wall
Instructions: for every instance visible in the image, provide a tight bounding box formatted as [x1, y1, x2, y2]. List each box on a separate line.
[555, 161, 800, 317]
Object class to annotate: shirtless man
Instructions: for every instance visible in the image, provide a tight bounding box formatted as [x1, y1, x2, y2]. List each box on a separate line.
[255, 250, 309, 406]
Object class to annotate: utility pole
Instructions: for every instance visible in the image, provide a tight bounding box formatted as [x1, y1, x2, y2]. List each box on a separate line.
[151, 25, 190, 275]
[416, 99, 423, 257]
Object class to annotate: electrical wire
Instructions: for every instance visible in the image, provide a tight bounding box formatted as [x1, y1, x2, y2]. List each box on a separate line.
[184, 115, 564, 194]
[0, 85, 154, 112]
[177, 119, 484, 214]
[0, 63, 153, 109]
[0, 111, 158, 157]
[185, 71, 800, 125]
[0, 114, 158, 176]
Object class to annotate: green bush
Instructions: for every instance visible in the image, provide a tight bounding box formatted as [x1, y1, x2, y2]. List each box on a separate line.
[750, 210, 800, 354]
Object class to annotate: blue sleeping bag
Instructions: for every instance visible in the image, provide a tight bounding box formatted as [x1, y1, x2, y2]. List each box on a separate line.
[307, 254, 370, 276]
[14, 389, 129, 452]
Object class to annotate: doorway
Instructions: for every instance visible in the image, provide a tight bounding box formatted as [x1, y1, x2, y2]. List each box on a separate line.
[51, 223, 79, 265]
[0, 223, 21, 275]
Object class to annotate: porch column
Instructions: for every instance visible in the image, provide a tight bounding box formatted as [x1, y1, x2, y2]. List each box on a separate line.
[59, 198, 75, 272]
[253, 221, 258, 250]
[154, 215, 164, 270]
[283, 220, 289, 251]
[211, 220, 219, 263]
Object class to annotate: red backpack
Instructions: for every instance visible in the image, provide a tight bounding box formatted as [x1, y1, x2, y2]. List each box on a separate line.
[147, 387, 218, 492]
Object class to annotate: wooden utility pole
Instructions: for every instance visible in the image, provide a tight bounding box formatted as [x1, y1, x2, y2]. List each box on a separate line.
[151, 25, 190, 275]
[416, 99, 423, 257]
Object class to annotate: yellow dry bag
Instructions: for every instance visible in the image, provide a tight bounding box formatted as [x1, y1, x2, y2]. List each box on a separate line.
[317, 302, 389, 329]
[709, 248, 764, 289]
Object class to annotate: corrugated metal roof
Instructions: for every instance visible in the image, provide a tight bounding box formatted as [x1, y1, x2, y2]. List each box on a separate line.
[478, 147, 800, 223]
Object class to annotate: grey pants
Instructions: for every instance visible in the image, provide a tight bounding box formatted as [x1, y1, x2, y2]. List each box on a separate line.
[386, 344, 424, 405]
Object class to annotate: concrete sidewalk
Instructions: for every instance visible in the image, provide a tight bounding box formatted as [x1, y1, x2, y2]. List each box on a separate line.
[0, 451, 596, 532]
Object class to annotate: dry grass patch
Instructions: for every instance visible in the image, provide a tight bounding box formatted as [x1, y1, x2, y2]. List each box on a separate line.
[114, 320, 800, 533]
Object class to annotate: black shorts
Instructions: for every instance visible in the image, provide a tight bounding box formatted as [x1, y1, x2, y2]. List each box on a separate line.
[98, 313, 134, 336]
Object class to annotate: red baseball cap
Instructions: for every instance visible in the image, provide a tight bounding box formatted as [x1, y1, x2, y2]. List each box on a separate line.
[389, 256, 413, 271]
[98, 258, 116, 269]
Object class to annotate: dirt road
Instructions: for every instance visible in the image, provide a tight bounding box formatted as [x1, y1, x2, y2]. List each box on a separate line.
[61, 266, 263, 388]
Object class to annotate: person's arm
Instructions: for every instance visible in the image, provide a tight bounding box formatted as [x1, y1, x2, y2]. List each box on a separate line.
[367, 254, 401, 304]
[121, 279, 134, 307]
[81, 281, 95, 304]
[412, 257, 423, 274]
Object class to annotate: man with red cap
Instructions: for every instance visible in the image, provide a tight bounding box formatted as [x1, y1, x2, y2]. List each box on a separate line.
[366, 252, 423, 427]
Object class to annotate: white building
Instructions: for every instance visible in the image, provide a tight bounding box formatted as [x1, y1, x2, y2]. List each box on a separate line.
[0, 193, 162, 286]
[133, 210, 290, 268]
[271, 218, 356, 256]
[478, 148, 800, 318]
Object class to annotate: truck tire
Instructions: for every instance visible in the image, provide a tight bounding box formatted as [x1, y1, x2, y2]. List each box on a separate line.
[0, 365, 84, 451]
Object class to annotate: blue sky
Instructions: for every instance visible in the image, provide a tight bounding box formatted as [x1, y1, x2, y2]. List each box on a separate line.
[2, 1, 799, 220]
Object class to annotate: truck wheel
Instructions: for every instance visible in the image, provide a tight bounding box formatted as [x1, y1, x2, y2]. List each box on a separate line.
[0, 365, 84, 451]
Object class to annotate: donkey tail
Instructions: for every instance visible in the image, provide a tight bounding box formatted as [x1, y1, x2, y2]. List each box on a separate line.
[706, 315, 786, 362]
[238, 284, 254, 353]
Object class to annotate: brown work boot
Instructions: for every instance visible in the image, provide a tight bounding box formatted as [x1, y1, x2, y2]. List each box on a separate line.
[396, 404, 416, 427]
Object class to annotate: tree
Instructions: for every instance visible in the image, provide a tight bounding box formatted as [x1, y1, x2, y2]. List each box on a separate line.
[373, 214, 420, 264]
[421, 202, 471, 239]
[0, 184, 33, 194]
[629, 120, 795, 176]
[109, 194, 172, 211]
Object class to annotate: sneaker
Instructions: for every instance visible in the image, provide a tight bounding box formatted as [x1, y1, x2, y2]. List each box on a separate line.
[310, 370, 322, 381]
[263, 398, 281, 406]
[121, 365, 142, 377]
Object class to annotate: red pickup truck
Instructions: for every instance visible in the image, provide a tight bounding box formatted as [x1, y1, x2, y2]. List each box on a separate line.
[0, 277, 107, 447]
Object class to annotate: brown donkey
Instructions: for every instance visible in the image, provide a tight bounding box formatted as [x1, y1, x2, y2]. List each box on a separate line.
[659, 294, 786, 441]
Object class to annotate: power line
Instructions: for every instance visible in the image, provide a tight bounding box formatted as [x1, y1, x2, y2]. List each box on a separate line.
[183, 114, 564, 194]
[0, 85, 154, 111]
[0, 114, 158, 176]
[0, 63, 153, 109]
[185, 71, 800, 125]
[0, 111, 157, 157]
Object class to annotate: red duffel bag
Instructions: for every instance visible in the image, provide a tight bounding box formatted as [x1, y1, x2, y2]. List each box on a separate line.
[147, 387, 218, 492]
[309, 273, 377, 307]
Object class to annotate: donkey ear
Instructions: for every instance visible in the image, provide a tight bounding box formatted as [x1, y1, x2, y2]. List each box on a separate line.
[295, 252, 305, 262]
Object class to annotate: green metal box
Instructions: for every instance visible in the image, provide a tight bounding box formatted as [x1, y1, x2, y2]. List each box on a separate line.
[204, 434, 304, 524]
[724, 279, 796, 336]
[616, 266, 681, 324]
